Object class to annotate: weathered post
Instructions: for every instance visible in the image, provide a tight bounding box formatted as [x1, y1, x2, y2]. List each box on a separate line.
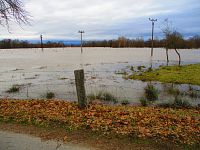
[74, 69, 87, 108]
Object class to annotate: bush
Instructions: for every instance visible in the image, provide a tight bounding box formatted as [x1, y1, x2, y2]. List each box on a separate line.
[174, 96, 191, 108]
[87, 94, 97, 100]
[189, 91, 198, 98]
[147, 67, 153, 72]
[140, 97, 148, 107]
[158, 96, 191, 108]
[130, 66, 134, 71]
[98, 92, 118, 103]
[87, 91, 118, 103]
[6, 86, 20, 93]
[144, 84, 158, 101]
[167, 87, 181, 96]
[137, 65, 145, 71]
[46, 92, 55, 99]
[121, 100, 130, 106]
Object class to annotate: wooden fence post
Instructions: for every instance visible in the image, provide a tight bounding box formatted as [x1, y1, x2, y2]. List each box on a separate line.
[74, 69, 87, 109]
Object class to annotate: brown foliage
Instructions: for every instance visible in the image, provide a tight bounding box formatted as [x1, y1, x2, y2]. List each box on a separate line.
[0, 99, 199, 145]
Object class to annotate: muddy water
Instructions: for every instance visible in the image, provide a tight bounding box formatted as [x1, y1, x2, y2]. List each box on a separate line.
[0, 47, 200, 105]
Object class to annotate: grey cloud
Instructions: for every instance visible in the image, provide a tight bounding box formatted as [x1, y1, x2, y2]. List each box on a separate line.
[0, 0, 199, 40]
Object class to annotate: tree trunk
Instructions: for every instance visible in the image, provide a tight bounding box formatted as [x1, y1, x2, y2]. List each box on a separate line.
[174, 48, 181, 66]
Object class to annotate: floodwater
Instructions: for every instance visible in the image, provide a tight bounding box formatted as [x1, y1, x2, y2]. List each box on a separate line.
[0, 47, 200, 105]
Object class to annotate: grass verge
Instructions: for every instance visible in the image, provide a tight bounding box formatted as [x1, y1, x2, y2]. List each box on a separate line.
[129, 64, 200, 85]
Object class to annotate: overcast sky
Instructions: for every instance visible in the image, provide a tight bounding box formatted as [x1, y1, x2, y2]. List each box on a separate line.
[0, 0, 199, 40]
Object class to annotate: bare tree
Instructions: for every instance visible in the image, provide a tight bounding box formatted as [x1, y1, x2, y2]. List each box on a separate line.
[162, 19, 182, 66]
[0, 0, 29, 27]
[167, 31, 183, 66]
[162, 19, 171, 65]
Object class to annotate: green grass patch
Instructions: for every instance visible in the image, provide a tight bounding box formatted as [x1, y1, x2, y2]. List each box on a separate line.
[129, 64, 200, 85]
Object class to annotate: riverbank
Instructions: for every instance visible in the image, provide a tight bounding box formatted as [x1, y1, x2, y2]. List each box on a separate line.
[0, 99, 199, 149]
[129, 63, 200, 85]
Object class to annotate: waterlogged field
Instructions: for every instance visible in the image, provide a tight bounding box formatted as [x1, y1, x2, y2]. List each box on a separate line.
[0, 47, 200, 105]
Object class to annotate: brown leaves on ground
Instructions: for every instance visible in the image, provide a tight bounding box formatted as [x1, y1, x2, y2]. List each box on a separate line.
[0, 99, 199, 145]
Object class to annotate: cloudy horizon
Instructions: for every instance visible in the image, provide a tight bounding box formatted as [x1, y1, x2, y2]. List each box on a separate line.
[0, 0, 199, 41]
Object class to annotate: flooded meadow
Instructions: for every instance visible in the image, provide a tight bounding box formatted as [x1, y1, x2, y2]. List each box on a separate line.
[0, 47, 200, 105]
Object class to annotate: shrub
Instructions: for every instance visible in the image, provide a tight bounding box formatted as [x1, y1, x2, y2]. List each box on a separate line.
[167, 87, 181, 96]
[147, 67, 153, 72]
[87, 94, 97, 100]
[6, 85, 20, 93]
[97, 92, 118, 103]
[130, 66, 134, 71]
[158, 96, 191, 108]
[144, 84, 158, 101]
[46, 92, 55, 99]
[121, 100, 130, 105]
[137, 65, 145, 71]
[188, 91, 198, 98]
[87, 91, 118, 103]
[140, 97, 148, 107]
[174, 96, 191, 108]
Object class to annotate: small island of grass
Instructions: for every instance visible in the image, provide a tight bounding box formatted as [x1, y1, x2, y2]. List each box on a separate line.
[129, 63, 200, 85]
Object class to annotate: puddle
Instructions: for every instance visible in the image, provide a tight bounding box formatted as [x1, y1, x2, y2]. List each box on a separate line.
[0, 131, 90, 150]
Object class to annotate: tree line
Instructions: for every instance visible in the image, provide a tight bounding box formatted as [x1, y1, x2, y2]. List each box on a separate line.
[0, 34, 199, 49]
[83, 35, 200, 49]
[0, 39, 65, 49]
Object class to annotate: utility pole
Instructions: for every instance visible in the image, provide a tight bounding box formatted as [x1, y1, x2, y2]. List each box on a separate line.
[40, 34, 43, 51]
[149, 18, 157, 57]
[78, 30, 84, 53]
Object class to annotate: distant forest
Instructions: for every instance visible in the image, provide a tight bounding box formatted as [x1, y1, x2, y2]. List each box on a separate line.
[0, 35, 200, 49]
